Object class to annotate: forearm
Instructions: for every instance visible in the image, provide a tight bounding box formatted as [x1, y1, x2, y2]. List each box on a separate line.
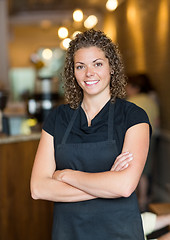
[57, 170, 131, 198]
[57, 123, 149, 199]
[158, 232, 170, 240]
[155, 214, 170, 231]
[54, 124, 149, 199]
[30, 130, 96, 203]
[31, 176, 96, 202]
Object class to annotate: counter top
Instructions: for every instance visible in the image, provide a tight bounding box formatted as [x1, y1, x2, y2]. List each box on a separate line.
[0, 132, 41, 144]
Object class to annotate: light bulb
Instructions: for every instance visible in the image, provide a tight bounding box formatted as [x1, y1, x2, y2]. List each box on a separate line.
[42, 48, 53, 60]
[73, 9, 83, 22]
[58, 27, 68, 39]
[106, 0, 118, 11]
[84, 15, 98, 29]
[72, 31, 82, 39]
[61, 38, 71, 49]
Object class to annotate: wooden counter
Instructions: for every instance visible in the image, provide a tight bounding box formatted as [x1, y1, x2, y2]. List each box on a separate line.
[0, 134, 53, 240]
[149, 203, 170, 215]
[0, 132, 41, 144]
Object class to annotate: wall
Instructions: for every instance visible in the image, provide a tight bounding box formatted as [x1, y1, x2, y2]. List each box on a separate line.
[0, 0, 9, 87]
[104, 0, 170, 131]
[103, 0, 170, 202]
[9, 24, 61, 67]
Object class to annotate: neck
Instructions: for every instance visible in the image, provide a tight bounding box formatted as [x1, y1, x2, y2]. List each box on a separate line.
[81, 93, 111, 126]
[82, 92, 111, 110]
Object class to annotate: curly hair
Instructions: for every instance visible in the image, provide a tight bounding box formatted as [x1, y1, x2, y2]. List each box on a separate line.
[64, 29, 127, 109]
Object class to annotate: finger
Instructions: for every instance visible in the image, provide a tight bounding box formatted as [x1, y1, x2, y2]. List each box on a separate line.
[114, 160, 128, 171]
[111, 155, 133, 171]
[114, 154, 132, 167]
[115, 163, 129, 172]
[114, 160, 131, 171]
[115, 151, 130, 161]
[113, 156, 133, 169]
[115, 152, 133, 163]
[113, 154, 133, 169]
[111, 152, 132, 171]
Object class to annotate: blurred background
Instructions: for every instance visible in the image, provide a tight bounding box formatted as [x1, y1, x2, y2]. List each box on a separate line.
[0, 0, 170, 239]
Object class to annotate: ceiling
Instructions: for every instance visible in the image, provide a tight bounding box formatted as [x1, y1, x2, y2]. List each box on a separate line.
[8, 0, 107, 15]
[8, 0, 126, 37]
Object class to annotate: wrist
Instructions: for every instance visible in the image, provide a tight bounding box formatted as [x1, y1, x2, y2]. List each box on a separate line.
[60, 169, 78, 184]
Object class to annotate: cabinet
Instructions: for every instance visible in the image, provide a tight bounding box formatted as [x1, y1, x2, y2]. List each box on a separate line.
[0, 135, 53, 240]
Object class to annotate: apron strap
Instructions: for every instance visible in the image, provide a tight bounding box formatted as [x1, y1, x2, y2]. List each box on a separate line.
[61, 108, 79, 144]
[62, 100, 115, 144]
[108, 102, 115, 141]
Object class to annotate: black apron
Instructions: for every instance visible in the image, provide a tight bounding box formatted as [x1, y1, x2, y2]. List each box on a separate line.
[53, 102, 144, 240]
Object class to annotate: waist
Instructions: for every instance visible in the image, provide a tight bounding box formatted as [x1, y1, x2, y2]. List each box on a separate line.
[54, 192, 138, 214]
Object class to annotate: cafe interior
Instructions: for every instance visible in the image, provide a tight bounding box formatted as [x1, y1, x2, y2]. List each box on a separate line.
[0, 0, 170, 239]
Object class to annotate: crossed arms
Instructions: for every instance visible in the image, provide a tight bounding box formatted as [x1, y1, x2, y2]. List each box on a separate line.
[30, 123, 149, 202]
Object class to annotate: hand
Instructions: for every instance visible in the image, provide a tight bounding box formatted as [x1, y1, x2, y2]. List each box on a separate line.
[52, 170, 63, 181]
[158, 232, 170, 240]
[52, 169, 75, 181]
[111, 152, 133, 172]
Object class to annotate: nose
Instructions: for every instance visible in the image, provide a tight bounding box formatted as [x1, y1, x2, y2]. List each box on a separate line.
[86, 65, 95, 77]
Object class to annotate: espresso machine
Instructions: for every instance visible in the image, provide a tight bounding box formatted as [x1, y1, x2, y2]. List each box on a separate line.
[0, 90, 9, 135]
[27, 76, 61, 123]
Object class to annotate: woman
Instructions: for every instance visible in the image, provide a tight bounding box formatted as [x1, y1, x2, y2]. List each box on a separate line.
[30, 29, 151, 239]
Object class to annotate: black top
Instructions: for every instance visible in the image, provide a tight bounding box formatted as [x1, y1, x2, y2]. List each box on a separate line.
[43, 98, 151, 154]
[43, 98, 151, 240]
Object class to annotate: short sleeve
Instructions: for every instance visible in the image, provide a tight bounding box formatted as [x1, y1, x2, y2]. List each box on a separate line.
[42, 107, 58, 136]
[125, 102, 152, 136]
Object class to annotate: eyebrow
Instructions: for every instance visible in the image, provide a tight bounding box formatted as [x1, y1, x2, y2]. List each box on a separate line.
[75, 58, 104, 64]
[75, 61, 84, 64]
[93, 58, 103, 62]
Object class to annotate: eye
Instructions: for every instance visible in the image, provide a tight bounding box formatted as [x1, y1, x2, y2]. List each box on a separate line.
[75, 65, 84, 70]
[95, 62, 103, 67]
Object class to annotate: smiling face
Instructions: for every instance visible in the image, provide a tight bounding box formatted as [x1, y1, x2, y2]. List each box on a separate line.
[74, 46, 111, 99]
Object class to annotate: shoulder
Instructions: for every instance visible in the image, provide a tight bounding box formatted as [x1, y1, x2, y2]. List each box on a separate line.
[115, 98, 151, 132]
[46, 103, 74, 119]
[42, 104, 74, 136]
[115, 98, 148, 116]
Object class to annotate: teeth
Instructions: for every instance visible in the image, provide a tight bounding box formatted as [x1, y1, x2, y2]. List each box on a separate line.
[85, 81, 98, 85]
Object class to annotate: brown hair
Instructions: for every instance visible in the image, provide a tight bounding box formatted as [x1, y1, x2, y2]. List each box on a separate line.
[64, 29, 127, 109]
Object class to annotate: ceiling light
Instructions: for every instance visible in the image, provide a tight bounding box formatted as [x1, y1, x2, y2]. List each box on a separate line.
[84, 15, 98, 29]
[73, 9, 83, 22]
[106, 0, 118, 11]
[72, 31, 82, 39]
[60, 38, 72, 50]
[58, 27, 68, 39]
[42, 48, 53, 60]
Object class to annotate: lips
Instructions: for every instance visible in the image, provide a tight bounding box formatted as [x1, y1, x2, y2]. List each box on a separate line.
[84, 80, 99, 86]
